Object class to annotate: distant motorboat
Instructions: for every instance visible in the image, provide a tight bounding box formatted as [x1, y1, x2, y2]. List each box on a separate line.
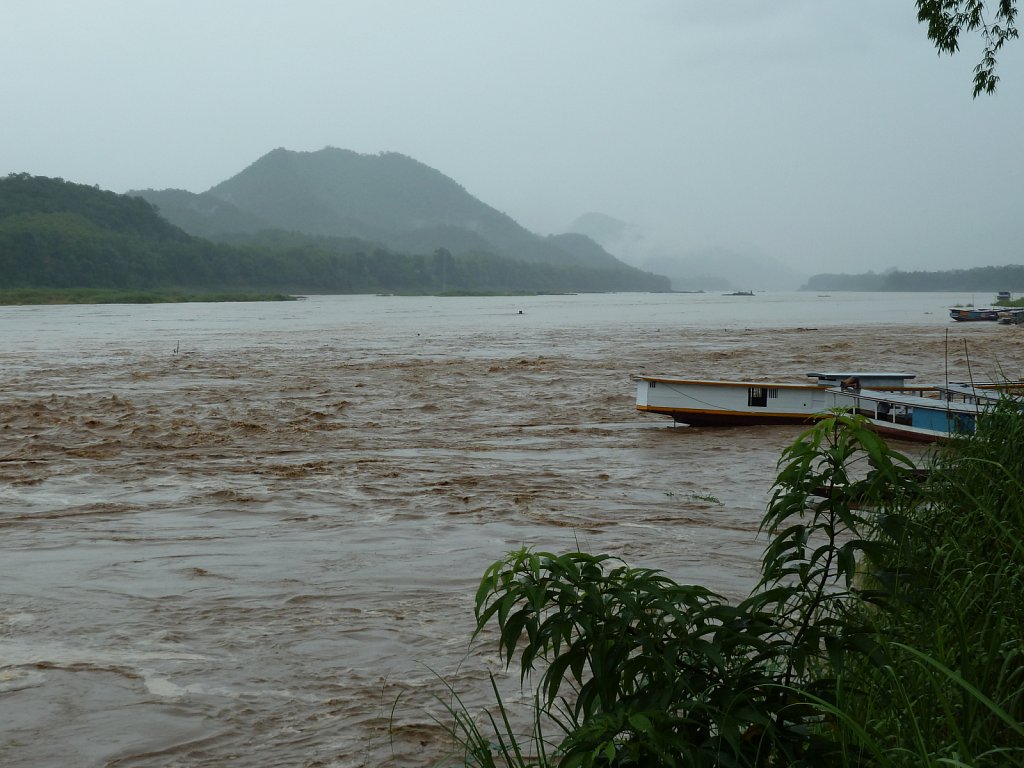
[998, 308, 1024, 325]
[724, 290, 754, 296]
[949, 307, 1000, 321]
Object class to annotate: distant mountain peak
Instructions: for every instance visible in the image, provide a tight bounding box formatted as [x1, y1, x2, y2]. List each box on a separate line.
[131, 147, 670, 289]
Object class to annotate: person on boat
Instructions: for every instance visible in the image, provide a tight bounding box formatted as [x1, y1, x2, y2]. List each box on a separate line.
[841, 376, 860, 391]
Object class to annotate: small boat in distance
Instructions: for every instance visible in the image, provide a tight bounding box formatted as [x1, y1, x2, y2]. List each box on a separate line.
[635, 371, 920, 426]
[724, 290, 754, 296]
[997, 291, 1012, 302]
[998, 309, 1024, 325]
[949, 307, 1000, 321]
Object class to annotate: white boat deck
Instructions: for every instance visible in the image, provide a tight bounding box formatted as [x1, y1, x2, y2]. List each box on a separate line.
[828, 387, 982, 415]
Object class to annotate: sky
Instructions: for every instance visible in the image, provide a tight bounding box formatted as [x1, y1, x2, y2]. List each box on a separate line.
[2, 1, 1022, 278]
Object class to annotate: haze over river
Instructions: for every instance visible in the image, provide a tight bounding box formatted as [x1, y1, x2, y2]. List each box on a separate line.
[2, 292, 1022, 767]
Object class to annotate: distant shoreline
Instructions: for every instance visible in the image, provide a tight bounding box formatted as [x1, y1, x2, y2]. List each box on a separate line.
[0, 289, 298, 305]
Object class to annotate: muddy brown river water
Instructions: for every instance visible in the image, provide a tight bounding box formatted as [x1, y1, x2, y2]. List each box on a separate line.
[1, 293, 1021, 767]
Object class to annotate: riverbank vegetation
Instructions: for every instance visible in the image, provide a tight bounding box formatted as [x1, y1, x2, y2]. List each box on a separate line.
[802, 265, 1024, 292]
[434, 406, 1024, 766]
[1, 174, 668, 297]
[0, 288, 296, 305]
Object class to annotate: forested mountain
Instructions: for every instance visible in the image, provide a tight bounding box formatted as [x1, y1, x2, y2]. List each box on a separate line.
[802, 266, 1024, 292]
[135, 147, 641, 270]
[0, 173, 225, 289]
[133, 188, 269, 238]
[0, 173, 668, 294]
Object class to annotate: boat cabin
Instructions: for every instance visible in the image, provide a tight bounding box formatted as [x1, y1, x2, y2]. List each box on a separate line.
[807, 372, 917, 389]
[828, 388, 979, 441]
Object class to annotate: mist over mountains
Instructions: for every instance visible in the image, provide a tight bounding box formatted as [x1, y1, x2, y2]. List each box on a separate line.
[7, 143, 1016, 297]
[568, 211, 806, 291]
[135, 147, 649, 279]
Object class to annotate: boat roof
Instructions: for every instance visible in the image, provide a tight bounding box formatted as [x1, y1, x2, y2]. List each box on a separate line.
[807, 371, 916, 380]
[830, 387, 982, 413]
[940, 382, 1002, 399]
[635, 371, 919, 387]
[634, 376, 822, 389]
[941, 382, 1024, 403]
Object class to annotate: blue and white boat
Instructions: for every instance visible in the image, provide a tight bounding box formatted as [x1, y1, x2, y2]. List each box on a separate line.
[949, 307, 1000, 321]
[827, 382, 1022, 442]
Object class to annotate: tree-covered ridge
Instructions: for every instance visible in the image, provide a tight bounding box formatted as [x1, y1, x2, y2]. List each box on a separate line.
[0, 174, 669, 294]
[136, 147, 636, 270]
[0, 173, 188, 242]
[802, 264, 1024, 292]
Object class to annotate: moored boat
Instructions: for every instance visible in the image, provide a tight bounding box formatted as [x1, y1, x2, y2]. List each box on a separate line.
[827, 381, 1024, 442]
[826, 387, 981, 442]
[997, 308, 1024, 325]
[635, 371, 920, 426]
[949, 307, 1000, 321]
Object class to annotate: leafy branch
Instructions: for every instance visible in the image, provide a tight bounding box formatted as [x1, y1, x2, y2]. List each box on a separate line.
[916, 0, 1020, 95]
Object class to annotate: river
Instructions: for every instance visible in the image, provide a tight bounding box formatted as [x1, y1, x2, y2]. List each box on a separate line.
[1, 292, 1021, 767]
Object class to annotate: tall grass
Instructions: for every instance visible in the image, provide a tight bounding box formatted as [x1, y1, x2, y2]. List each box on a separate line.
[830, 399, 1024, 766]
[422, 406, 1024, 767]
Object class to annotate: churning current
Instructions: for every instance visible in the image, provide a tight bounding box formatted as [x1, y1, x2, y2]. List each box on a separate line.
[1, 292, 1021, 767]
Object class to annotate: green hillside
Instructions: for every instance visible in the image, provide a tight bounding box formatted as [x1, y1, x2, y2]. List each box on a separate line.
[137, 147, 648, 271]
[0, 173, 669, 295]
[0, 174, 227, 290]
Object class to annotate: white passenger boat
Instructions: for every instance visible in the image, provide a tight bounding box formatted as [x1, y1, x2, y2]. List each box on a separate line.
[635, 371, 920, 426]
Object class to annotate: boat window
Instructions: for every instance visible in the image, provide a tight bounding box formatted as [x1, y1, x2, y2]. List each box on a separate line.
[747, 388, 780, 406]
[649, 381, 656, 388]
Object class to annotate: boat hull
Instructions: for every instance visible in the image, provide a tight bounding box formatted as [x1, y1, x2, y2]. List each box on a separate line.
[636, 405, 823, 427]
[636, 378, 831, 427]
[635, 373, 923, 428]
[949, 308, 1000, 321]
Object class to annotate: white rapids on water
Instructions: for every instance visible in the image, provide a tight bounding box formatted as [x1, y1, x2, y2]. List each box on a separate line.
[1, 292, 1021, 767]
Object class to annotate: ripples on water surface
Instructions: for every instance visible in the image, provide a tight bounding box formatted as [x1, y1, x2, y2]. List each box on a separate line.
[1, 293, 1022, 767]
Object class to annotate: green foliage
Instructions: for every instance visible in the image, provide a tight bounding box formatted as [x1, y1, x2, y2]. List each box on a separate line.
[0, 288, 295, 305]
[0, 173, 669, 296]
[435, 408, 1024, 767]
[474, 550, 782, 766]
[916, 0, 1020, 96]
[841, 397, 1024, 766]
[135, 147, 671, 291]
[748, 415, 921, 687]
[802, 265, 1024, 292]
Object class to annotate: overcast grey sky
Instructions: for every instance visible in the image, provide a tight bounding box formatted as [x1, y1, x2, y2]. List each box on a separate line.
[2, 1, 1021, 275]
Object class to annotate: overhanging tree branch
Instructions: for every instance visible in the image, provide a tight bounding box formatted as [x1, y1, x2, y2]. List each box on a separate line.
[916, 0, 1020, 96]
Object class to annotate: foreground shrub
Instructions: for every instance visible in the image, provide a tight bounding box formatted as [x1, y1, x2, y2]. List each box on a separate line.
[833, 399, 1024, 766]
[429, 409, 1024, 767]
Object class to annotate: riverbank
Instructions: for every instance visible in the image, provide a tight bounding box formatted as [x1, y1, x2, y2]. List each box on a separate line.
[0, 288, 297, 304]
